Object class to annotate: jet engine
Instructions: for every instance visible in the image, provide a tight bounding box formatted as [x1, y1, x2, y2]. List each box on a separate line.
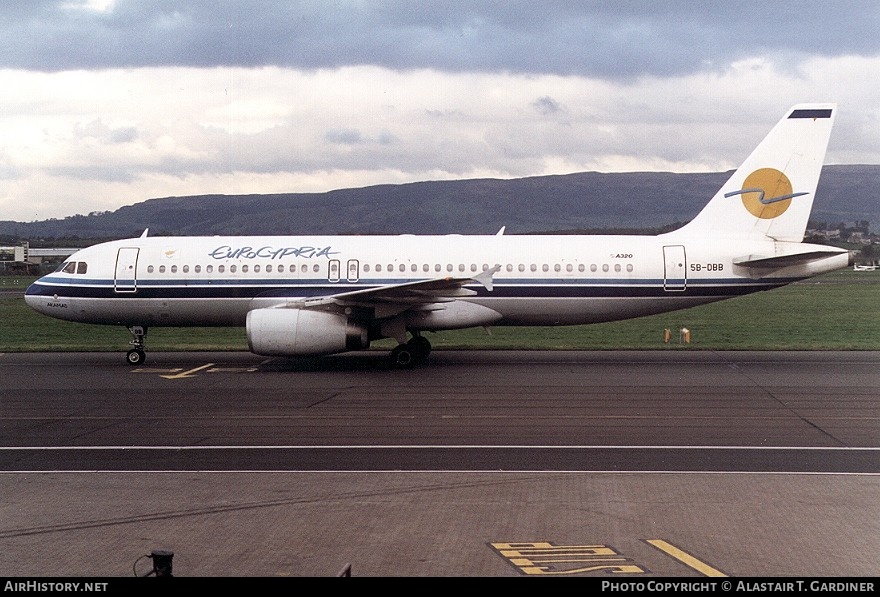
[246, 308, 369, 356]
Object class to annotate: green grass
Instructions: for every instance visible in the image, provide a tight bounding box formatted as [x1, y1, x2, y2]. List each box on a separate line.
[2, 270, 879, 352]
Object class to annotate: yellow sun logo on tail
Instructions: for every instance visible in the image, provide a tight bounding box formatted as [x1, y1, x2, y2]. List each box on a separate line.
[724, 168, 808, 219]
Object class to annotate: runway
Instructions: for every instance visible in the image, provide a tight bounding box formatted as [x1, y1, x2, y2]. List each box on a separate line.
[0, 350, 878, 577]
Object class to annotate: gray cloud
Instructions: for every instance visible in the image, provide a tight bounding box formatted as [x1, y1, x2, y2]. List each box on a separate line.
[532, 96, 563, 116]
[3, 1, 878, 77]
[0, 1, 877, 223]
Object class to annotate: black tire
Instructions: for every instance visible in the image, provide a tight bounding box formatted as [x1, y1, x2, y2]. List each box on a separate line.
[407, 336, 432, 362]
[389, 345, 416, 368]
[126, 349, 146, 366]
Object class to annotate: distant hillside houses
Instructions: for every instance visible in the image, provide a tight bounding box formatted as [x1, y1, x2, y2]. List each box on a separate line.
[807, 221, 876, 245]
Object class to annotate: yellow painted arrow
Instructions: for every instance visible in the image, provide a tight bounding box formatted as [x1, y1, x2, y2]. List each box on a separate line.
[160, 363, 215, 379]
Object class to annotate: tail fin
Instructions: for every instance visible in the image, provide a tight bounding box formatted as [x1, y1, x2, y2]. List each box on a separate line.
[672, 103, 836, 242]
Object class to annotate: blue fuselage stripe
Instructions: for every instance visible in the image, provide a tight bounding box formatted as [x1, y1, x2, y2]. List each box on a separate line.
[26, 277, 790, 300]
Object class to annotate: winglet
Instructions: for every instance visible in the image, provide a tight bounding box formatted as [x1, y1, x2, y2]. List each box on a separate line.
[496, 226, 506, 236]
[140, 228, 149, 238]
[471, 265, 501, 291]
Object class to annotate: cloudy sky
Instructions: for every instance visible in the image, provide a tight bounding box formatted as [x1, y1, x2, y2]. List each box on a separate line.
[1, 0, 878, 222]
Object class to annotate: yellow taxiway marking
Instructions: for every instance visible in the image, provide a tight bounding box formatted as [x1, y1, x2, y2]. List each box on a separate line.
[133, 365, 258, 377]
[160, 364, 216, 379]
[646, 539, 727, 577]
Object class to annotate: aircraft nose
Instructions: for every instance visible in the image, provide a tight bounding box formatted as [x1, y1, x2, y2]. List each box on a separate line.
[24, 281, 51, 314]
[24, 284, 42, 310]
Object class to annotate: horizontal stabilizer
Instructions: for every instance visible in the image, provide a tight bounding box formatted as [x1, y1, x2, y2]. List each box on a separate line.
[734, 250, 848, 269]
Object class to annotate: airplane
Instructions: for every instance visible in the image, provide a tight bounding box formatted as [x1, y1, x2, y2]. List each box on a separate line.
[25, 103, 852, 367]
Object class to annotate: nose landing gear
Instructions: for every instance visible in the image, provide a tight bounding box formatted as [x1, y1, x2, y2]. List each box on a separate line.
[126, 325, 147, 365]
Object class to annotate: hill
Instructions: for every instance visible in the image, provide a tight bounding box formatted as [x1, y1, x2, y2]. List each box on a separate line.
[1, 165, 877, 240]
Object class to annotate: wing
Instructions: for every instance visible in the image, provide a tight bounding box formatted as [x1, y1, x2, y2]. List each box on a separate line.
[286, 265, 500, 319]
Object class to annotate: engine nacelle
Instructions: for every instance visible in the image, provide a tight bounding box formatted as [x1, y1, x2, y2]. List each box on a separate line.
[246, 308, 369, 356]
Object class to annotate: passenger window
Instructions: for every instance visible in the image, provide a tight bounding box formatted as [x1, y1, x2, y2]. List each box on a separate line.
[171, 265, 177, 273]
[195, 265, 201, 273]
[458, 264, 465, 272]
[399, 264, 405, 272]
[435, 264, 441, 272]
[159, 265, 166, 274]
[77, 262, 87, 274]
[147, 265, 155, 273]
[218, 265, 224, 273]
[518, 264, 525, 272]
[411, 264, 417, 272]
[602, 264, 609, 272]
[301, 264, 307, 273]
[506, 264, 513, 272]
[627, 264, 633, 272]
[183, 265, 189, 273]
[230, 265, 237, 273]
[388, 264, 394, 272]
[614, 264, 621, 272]
[590, 264, 597, 272]
[578, 264, 584, 272]
[565, 264, 572, 272]
[242, 265, 248, 273]
[542, 264, 549, 272]
[254, 265, 260, 273]
[206, 265, 213, 273]
[265, 264, 272, 273]
[530, 264, 537, 272]
[423, 264, 429, 272]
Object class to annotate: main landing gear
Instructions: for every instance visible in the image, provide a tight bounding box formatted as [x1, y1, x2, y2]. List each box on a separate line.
[389, 335, 432, 369]
[126, 325, 147, 366]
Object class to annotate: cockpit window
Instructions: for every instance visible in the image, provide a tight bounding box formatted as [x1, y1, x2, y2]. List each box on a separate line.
[55, 261, 88, 274]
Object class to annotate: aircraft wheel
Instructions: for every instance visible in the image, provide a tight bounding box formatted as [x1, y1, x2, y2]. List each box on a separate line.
[126, 349, 146, 366]
[389, 345, 416, 369]
[407, 336, 432, 362]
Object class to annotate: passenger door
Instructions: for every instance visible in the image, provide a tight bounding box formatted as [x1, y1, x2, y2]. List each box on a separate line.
[114, 247, 140, 293]
[663, 245, 686, 291]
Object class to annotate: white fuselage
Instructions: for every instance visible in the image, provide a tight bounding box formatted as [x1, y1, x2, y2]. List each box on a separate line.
[24, 232, 850, 330]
